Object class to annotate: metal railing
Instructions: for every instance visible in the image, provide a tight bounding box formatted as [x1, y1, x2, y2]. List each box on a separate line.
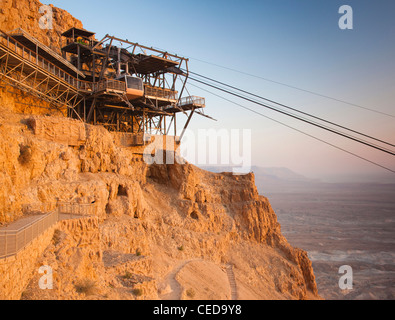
[58, 202, 96, 218]
[0, 31, 93, 92]
[95, 79, 126, 93]
[0, 202, 96, 259]
[21, 202, 58, 214]
[0, 211, 58, 259]
[145, 85, 178, 101]
[178, 96, 205, 107]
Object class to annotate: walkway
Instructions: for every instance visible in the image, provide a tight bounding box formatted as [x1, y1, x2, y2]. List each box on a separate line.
[0, 211, 58, 259]
[226, 264, 238, 300]
[0, 202, 95, 259]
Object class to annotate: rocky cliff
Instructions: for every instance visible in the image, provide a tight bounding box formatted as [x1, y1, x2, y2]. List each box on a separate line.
[0, 0, 83, 116]
[0, 0, 320, 300]
[1, 0, 83, 52]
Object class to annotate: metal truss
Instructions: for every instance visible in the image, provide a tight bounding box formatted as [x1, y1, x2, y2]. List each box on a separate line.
[0, 31, 84, 118]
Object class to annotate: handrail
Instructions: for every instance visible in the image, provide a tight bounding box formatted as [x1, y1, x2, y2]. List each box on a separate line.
[63, 37, 99, 49]
[0, 212, 56, 234]
[10, 28, 82, 76]
[58, 202, 96, 217]
[0, 30, 93, 92]
[0, 202, 96, 259]
[145, 85, 178, 100]
[95, 79, 126, 92]
[0, 211, 58, 259]
[178, 95, 205, 106]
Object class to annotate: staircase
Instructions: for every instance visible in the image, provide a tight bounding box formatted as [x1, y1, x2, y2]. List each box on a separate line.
[226, 264, 238, 300]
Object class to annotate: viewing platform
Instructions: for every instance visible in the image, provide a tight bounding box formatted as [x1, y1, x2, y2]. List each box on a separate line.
[165, 96, 205, 112]
[144, 85, 178, 104]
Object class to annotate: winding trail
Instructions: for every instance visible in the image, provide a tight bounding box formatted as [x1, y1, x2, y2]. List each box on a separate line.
[159, 260, 239, 300]
[160, 260, 197, 300]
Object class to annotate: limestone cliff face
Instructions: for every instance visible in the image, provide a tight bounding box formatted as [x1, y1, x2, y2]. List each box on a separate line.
[0, 106, 319, 300]
[0, 0, 320, 300]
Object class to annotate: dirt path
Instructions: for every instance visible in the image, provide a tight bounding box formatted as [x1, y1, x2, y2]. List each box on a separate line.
[159, 260, 239, 300]
[159, 260, 196, 300]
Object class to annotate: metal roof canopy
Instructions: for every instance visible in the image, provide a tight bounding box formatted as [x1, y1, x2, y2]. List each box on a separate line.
[62, 27, 96, 39]
[61, 42, 103, 56]
[133, 54, 179, 75]
[9, 28, 85, 78]
[94, 34, 188, 66]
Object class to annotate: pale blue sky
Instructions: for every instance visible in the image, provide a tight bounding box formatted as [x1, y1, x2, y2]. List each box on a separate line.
[45, 0, 395, 182]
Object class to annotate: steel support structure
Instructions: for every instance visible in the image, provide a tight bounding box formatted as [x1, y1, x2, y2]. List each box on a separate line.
[0, 31, 84, 118]
[0, 29, 208, 143]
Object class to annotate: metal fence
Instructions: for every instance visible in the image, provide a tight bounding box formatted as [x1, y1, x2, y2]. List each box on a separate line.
[0, 202, 96, 259]
[145, 85, 178, 101]
[95, 79, 126, 93]
[21, 202, 58, 214]
[0, 211, 58, 259]
[58, 202, 96, 219]
[178, 95, 205, 107]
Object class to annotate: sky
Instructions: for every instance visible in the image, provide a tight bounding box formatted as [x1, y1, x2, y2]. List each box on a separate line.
[45, 0, 395, 183]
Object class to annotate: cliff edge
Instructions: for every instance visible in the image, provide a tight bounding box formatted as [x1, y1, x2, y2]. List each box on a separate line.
[0, 109, 319, 300]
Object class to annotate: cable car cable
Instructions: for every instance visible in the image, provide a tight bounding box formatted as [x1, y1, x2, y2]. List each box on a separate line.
[188, 76, 395, 156]
[188, 82, 395, 175]
[185, 59, 395, 119]
[187, 70, 395, 148]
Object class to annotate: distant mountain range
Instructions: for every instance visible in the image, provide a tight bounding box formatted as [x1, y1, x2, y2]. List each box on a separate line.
[200, 165, 321, 194]
[201, 165, 314, 180]
[199, 165, 395, 194]
[250, 166, 320, 183]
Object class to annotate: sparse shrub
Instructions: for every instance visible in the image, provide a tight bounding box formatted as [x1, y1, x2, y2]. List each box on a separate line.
[52, 229, 62, 245]
[20, 290, 29, 299]
[123, 271, 133, 279]
[186, 288, 196, 298]
[132, 288, 143, 297]
[24, 118, 35, 131]
[75, 279, 96, 296]
[18, 144, 32, 166]
[136, 248, 142, 256]
[178, 245, 184, 251]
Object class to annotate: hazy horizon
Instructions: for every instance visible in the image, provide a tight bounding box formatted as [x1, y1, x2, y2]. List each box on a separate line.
[200, 164, 395, 184]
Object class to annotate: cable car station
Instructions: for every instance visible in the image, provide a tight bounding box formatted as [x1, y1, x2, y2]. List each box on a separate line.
[0, 27, 207, 146]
